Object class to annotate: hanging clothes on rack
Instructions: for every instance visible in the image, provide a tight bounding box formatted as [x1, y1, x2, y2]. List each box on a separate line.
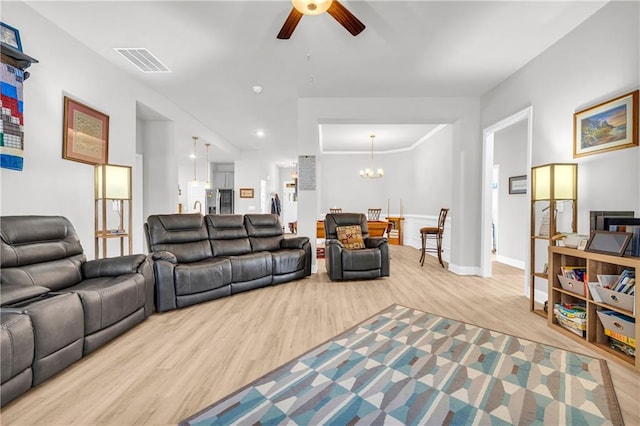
[271, 193, 281, 216]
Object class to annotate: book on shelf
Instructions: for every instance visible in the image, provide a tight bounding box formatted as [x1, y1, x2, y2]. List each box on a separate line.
[555, 315, 586, 337]
[609, 338, 636, 357]
[604, 329, 636, 349]
[561, 266, 587, 282]
[597, 274, 619, 288]
[553, 303, 587, 320]
[611, 269, 635, 293]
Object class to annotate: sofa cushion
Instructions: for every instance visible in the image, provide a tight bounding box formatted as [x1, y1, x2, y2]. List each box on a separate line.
[271, 249, 306, 275]
[0, 285, 50, 306]
[206, 214, 251, 257]
[66, 274, 146, 335]
[342, 248, 382, 271]
[244, 214, 283, 252]
[174, 258, 232, 296]
[0, 216, 84, 267]
[229, 252, 272, 283]
[146, 214, 212, 263]
[1, 216, 85, 290]
[336, 225, 365, 250]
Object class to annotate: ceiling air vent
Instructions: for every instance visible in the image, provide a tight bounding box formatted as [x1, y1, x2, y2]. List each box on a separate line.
[114, 48, 170, 73]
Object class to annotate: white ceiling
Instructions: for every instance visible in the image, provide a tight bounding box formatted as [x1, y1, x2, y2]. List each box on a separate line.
[25, 0, 607, 163]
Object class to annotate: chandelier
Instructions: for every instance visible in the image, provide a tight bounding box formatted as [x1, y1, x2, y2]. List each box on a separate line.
[359, 134, 384, 178]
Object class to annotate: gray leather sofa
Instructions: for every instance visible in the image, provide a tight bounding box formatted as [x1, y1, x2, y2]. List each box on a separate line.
[0, 215, 154, 407]
[145, 213, 311, 312]
[324, 213, 390, 281]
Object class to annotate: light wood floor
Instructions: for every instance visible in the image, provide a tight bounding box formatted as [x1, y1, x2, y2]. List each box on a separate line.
[2, 245, 638, 425]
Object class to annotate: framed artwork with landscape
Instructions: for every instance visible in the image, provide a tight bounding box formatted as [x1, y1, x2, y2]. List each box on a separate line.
[63, 96, 109, 165]
[573, 90, 638, 158]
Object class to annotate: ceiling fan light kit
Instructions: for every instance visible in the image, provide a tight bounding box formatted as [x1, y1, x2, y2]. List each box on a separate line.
[292, 0, 333, 16]
[277, 0, 365, 39]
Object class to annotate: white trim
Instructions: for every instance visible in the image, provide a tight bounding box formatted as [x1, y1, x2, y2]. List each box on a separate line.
[495, 255, 525, 270]
[320, 125, 449, 154]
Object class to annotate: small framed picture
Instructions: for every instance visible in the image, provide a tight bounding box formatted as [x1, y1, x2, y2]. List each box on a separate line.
[239, 188, 254, 198]
[0, 22, 22, 52]
[584, 230, 632, 257]
[508, 175, 527, 194]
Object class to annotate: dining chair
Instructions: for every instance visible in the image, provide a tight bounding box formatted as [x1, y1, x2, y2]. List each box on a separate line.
[330, 208, 343, 213]
[367, 208, 382, 221]
[419, 208, 449, 267]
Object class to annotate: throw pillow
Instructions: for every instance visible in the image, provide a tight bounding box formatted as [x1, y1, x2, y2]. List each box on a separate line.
[336, 225, 365, 250]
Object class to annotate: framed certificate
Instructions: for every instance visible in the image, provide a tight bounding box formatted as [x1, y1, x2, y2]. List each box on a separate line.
[239, 188, 254, 198]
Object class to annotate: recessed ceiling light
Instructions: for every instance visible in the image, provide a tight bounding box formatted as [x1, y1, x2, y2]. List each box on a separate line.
[252, 85, 263, 94]
[256, 130, 265, 137]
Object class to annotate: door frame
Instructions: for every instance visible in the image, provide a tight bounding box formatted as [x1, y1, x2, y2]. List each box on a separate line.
[480, 106, 533, 289]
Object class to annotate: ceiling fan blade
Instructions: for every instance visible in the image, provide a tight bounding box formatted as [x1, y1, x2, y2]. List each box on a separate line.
[277, 8, 304, 39]
[326, 0, 365, 36]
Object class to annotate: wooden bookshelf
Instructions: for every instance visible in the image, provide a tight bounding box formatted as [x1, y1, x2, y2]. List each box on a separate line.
[548, 245, 639, 371]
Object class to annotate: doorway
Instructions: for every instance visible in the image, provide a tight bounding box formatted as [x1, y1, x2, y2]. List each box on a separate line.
[282, 180, 298, 233]
[480, 106, 533, 293]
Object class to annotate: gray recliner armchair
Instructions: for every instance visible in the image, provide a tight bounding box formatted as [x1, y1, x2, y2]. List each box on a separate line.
[324, 213, 390, 281]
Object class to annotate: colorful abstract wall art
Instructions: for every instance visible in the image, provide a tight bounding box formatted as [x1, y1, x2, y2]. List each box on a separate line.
[0, 61, 24, 171]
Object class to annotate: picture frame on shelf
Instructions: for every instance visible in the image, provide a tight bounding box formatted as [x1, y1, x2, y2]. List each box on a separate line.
[508, 175, 527, 194]
[0, 22, 22, 52]
[584, 230, 632, 257]
[62, 96, 109, 165]
[573, 90, 639, 158]
[239, 188, 254, 198]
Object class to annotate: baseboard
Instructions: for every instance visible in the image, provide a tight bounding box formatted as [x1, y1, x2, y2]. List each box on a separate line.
[495, 255, 525, 270]
[448, 263, 481, 276]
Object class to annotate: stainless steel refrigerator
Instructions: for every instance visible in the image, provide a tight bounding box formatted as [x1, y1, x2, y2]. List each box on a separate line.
[211, 188, 233, 214]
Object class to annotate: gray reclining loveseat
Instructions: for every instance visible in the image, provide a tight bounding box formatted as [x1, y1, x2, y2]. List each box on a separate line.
[145, 213, 311, 312]
[0, 215, 154, 407]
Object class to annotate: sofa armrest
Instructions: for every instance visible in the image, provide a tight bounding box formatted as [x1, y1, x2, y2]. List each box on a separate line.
[82, 254, 147, 278]
[324, 239, 344, 280]
[365, 237, 388, 249]
[280, 236, 310, 250]
[1, 284, 50, 306]
[151, 250, 177, 263]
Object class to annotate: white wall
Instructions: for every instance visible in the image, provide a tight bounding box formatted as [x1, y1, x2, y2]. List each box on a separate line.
[320, 125, 453, 218]
[482, 1, 640, 234]
[494, 120, 527, 267]
[0, 2, 239, 258]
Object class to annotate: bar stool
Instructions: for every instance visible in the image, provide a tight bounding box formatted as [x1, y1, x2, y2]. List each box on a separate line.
[419, 208, 449, 267]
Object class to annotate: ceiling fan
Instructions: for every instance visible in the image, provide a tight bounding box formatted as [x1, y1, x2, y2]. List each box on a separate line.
[277, 0, 366, 40]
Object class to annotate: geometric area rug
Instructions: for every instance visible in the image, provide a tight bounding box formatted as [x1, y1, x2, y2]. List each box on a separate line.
[180, 304, 623, 425]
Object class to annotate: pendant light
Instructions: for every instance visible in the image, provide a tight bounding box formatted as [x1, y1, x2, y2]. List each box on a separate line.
[204, 143, 211, 189]
[359, 134, 384, 178]
[192, 136, 198, 182]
